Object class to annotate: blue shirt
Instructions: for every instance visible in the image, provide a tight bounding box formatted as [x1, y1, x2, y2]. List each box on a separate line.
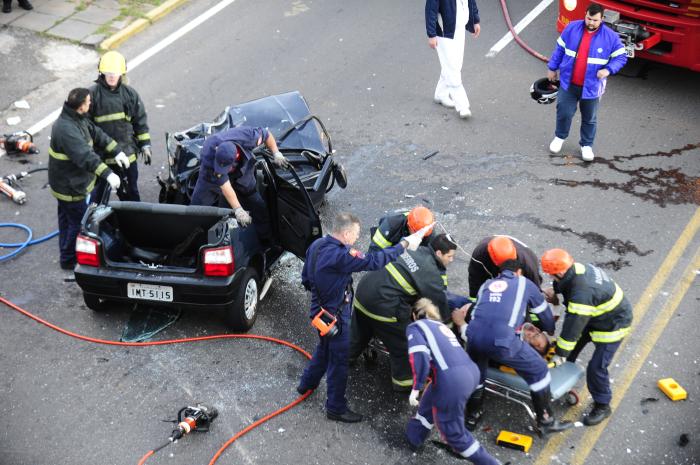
[470, 270, 554, 336]
[199, 126, 269, 193]
[301, 235, 405, 318]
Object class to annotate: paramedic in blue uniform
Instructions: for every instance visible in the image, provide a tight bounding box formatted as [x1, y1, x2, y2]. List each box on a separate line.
[190, 126, 289, 245]
[296, 212, 431, 423]
[461, 258, 573, 435]
[405, 298, 499, 465]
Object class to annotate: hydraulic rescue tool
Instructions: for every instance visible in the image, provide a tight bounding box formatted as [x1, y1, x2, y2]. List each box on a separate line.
[0, 131, 39, 155]
[170, 404, 219, 441]
[0, 177, 26, 204]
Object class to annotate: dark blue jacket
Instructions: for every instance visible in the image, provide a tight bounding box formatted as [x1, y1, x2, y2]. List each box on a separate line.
[425, 0, 480, 38]
[470, 270, 554, 341]
[199, 126, 269, 193]
[302, 235, 405, 318]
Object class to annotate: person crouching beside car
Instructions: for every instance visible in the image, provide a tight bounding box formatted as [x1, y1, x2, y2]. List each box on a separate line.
[190, 126, 289, 247]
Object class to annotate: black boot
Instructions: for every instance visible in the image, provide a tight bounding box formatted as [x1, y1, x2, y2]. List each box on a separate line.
[583, 402, 611, 426]
[532, 387, 573, 435]
[2, 1, 11, 13]
[327, 407, 363, 423]
[17, 0, 33, 10]
[465, 386, 485, 431]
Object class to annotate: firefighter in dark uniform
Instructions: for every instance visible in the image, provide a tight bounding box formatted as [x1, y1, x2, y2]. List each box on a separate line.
[89, 51, 150, 202]
[405, 299, 500, 465]
[349, 233, 457, 391]
[461, 258, 572, 435]
[542, 248, 632, 426]
[468, 235, 542, 300]
[297, 212, 431, 423]
[368, 205, 434, 253]
[49, 88, 126, 270]
[190, 126, 288, 246]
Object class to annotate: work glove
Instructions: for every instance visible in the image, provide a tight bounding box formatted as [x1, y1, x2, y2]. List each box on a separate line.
[234, 207, 252, 227]
[114, 152, 130, 169]
[140, 146, 152, 166]
[107, 173, 121, 190]
[550, 355, 566, 368]
[402, 223, 435, 251]
[408, 389, 420, 407]
[272, 151, 289, 169]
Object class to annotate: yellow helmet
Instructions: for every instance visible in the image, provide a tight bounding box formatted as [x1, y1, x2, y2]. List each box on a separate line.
[98, 51, 127, 75]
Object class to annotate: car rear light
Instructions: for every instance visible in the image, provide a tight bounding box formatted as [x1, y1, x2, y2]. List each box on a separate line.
[203, 246, 234, 276]
[76, 234, 101, 267]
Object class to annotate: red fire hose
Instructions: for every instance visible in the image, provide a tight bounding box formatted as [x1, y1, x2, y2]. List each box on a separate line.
[499, 0, 550, 63]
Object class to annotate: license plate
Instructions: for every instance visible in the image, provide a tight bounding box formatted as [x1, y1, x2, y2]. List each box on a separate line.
[625, 44, 635, 58]
[127, 283, 173, 302]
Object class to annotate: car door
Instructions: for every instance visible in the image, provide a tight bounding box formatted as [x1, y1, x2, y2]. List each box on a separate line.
[262, 161, 321, 260]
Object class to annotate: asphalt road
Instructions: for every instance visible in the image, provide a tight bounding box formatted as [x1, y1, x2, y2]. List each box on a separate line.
[1, 1, 699, 464]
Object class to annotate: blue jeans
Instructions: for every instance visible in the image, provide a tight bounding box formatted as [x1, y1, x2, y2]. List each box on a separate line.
[555, 84, 600, 147]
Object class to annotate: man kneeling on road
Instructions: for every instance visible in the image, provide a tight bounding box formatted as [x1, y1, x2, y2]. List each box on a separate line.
[190, 126, 289, 246]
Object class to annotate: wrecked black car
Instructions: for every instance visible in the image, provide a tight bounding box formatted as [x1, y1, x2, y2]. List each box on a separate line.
[74, 92, 346, 332]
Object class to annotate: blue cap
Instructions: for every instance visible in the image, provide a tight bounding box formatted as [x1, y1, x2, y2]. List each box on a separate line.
[214, 142, 236, 175]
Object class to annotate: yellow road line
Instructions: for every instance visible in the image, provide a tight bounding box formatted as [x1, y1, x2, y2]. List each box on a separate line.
[570, 246, 700, 464]
[534, 207, 700, 465]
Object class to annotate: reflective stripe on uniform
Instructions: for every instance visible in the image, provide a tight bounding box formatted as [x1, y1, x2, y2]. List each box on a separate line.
[530, 300, 548, 314]
[574, 262, 586, 274]
[610, 47, 627, 57]
[590, 327, 630, 343]
[104, 153, 137, 165]
[372, 228, 392, 249]
[557, 36, 566, 48]
[385, 263, 417, 295]
[415, 413, 433, 430]
[529, 371, 552, 392]
[94, 112, 127, 123]
[588, 57, 609, 65]
[408, 344, 430, 355]
[415, 320, 448, 370]
[557, 336, 576, 352]
[48, 148, 69, 160]
[508, 276, 527, 328]
[460, 440, 481, 458]
[95, 163, 109, 176]
[392, 377, 413, 387]
[105, 140, 117, 152]
[353, 298, 398, 323]
[49, 174, 96, 201]
[568, 284, 624, 317]
[136, 133, 150, 141]
[441, 274, 448, 287]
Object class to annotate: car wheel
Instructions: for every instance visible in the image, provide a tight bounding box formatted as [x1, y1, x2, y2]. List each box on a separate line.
[225, 267, 259, 332]
[83, 293, 108, 312]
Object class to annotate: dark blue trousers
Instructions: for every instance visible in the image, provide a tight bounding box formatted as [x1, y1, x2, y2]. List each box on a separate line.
[91, 163, 140, 203]
[555, 84, 600, 147]
[567, 330, 622, 404]
[406, 368, 499, 464]
[57, 199, 87, 266]
[298, 306, 351, 414]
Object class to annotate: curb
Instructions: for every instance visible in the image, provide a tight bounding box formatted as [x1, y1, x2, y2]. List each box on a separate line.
[100, 0, 190, 50]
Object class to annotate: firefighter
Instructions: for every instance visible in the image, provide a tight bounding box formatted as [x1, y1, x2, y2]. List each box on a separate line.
[405, 298, 500, 465]
[349, 233, 457, 391]
[190, 126, 288, 246]
[542, 248, 632, 426]
[89, 51, 151, 202]
[368, 205, 434, 253]
[48, 88, 127, 270]
[296, 212, 431, 423]
[468, 235, 542, 301]
[460, 257, 572, 435]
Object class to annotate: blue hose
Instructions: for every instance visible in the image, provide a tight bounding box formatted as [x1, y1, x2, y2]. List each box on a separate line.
[0, 223, 59, 262]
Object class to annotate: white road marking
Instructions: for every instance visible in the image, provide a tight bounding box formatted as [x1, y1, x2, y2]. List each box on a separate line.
[486, 0, 554, 58]
[26, 0, 238, 136]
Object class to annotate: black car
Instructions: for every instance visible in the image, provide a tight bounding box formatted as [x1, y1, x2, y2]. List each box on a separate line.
[74, 92, 346, 331]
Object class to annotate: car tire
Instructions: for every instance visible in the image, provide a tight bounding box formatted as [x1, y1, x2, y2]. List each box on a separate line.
[225, 267, 259, 332]
[83, 292, 108, 312]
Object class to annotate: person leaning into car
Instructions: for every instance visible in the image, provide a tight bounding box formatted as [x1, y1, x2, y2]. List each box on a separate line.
[190, 126, 289, 246]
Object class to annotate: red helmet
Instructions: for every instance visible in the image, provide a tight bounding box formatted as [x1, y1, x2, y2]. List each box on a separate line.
[487, 236, 517, 266]
[407, 206, 434, 235]
[541, 248, 574, 275]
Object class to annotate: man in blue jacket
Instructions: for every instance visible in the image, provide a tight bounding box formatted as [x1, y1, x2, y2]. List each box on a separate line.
[547, 2, 627, 161]
[425, 0, 481, 119]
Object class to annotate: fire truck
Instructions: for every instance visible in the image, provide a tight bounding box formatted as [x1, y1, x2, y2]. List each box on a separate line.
[557, 0, 700, 71]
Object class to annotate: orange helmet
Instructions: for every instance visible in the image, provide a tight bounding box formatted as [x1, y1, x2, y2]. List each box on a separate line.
[541, 248, 574, 275]
[407, 206, 434, 235]
[487, 236, 517, 266]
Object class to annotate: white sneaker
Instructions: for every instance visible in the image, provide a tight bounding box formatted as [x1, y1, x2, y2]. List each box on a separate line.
[549, 137, 565, 154]
[457, 107, 471, 118]
[433, 95, 455, 108]
[581, 146, 595, 161]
